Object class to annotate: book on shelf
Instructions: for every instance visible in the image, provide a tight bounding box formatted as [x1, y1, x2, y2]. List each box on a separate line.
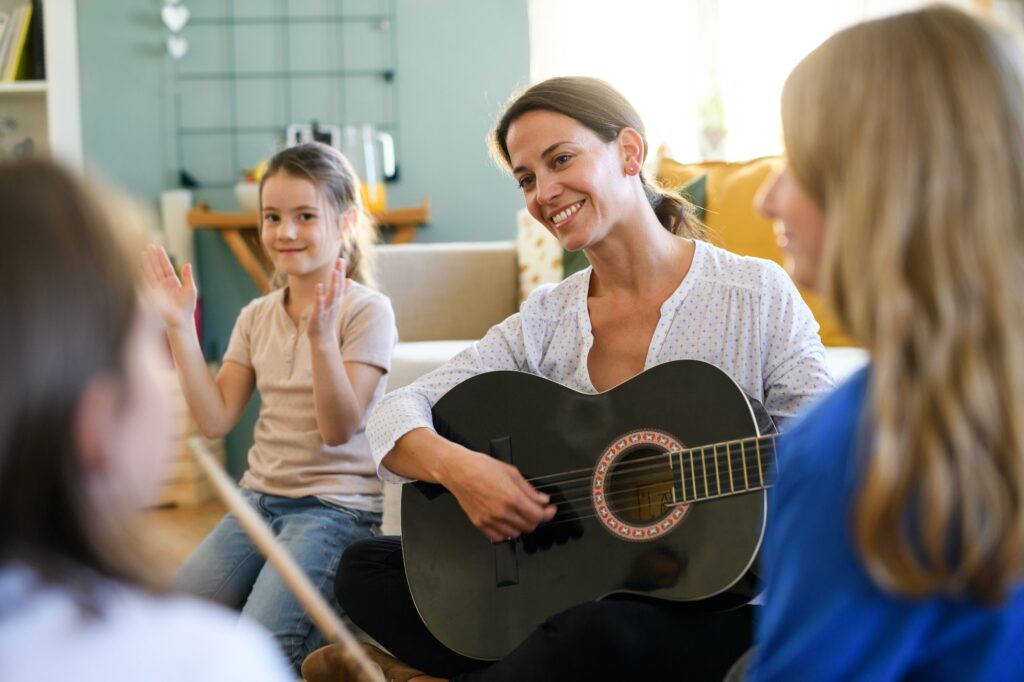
[0, 2, 33, 82]
[0, 9, 13, 74]
[26, 0, 43, 80]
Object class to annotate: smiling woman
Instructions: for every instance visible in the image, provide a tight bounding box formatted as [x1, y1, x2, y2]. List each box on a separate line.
[491, 77, 704, 249]
[312, 76, 835, 682]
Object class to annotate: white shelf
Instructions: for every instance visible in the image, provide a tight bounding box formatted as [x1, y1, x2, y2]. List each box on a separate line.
[0, 80, 46, 94]
[0, 0, 81, 169]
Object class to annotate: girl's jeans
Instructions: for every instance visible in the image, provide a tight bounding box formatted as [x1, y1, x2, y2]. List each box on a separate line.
[172, 489, 380, 670]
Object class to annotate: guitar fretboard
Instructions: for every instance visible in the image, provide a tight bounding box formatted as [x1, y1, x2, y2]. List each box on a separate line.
[669, 434, 777, 504]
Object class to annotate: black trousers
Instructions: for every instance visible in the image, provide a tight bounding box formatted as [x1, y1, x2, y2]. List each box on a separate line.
[336, 536, 754, 682]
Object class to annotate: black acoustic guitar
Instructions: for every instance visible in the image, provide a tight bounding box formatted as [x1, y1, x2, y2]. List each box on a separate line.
[401, 360, 779, 661]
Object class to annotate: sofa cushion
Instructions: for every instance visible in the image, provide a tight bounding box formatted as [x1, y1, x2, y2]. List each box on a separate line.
[655, 155, 855, 347]
[387, 339, 475, 393]
[375, 242, 519, 342]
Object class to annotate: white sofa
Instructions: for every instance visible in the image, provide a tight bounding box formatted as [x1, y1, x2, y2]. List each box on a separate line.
[373, 241, 869, 534]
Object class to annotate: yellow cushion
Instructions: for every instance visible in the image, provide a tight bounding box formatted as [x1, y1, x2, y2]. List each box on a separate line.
[656, 155, 855, 347]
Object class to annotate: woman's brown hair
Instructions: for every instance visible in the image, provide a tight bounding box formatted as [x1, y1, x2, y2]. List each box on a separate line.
[260, 142, 379, 287]
[0, 160, 151, 609]
[491, 76, 703, 239]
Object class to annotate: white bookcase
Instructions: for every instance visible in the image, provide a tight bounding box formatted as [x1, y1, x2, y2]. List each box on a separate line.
[0, 0, 81, 169]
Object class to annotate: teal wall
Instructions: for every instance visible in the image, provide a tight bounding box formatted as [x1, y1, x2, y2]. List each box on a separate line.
[78, 0, 529, 243]
[386, 0, 529, 242]
[78, 0, 529, 477]
[78, 2, 177, 202]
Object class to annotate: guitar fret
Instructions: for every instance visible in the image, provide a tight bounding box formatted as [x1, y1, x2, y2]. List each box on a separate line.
[727, 441, 735, 492]
[713, 444, 721, 497]
[701, 447, 709, 498]
[689, 449, 697, 500]
[668, 449, 677, 504]
[741, 440, 749, 490]
[756, 438, 764, 488]
[674, 450, 686, 503]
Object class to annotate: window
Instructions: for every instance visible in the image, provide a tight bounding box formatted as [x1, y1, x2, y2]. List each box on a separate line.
[529, 0, 973, 163]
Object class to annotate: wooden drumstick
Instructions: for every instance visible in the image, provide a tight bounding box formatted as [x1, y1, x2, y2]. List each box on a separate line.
[188, 437, 385, 682]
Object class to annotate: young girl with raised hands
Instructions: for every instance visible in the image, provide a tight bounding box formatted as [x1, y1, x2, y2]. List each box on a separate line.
[0, 160, 292, 681]
[750, 6, 1024, 680]
[143, 142, 397, 670]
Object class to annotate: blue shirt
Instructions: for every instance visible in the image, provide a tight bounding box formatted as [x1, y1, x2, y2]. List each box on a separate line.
[751, 367, 1024, 681]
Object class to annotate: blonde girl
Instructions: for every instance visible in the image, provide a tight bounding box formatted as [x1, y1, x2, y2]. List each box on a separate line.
[144, 142, 397, 670]
[0, 160, 291, 681]
[753, 5, 1024, 680]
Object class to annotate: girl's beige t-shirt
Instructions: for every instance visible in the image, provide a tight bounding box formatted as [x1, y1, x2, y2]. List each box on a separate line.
[224, 282, 397, 498]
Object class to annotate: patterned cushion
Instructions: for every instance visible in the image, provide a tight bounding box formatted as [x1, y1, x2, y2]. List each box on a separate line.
[516, 208, 563, 302]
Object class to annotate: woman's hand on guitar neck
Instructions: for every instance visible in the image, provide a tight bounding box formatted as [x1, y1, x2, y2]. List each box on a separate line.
[441, 449, 558, 543]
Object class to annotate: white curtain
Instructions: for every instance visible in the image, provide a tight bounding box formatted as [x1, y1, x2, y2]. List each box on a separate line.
[528, 0, 971, 163]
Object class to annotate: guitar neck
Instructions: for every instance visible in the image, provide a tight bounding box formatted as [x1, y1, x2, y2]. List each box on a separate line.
[670, 434, 778, 504]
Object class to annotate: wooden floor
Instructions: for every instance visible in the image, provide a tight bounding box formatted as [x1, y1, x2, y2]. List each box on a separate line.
[138, 500, 227, 585]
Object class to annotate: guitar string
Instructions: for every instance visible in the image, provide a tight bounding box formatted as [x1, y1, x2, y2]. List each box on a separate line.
[519, 484, 771, 533]
[531, 454, 769, 498]
[417, 463, 774, 535]
[414, 468, 772, 534]
[519, 434, 778, 487]
[521, 444, 778, 500]
[529, 454, 775, 498]
[448, 452, 775, 526]
[555, 463, 774, 526]
[526, 460, 776, 512]
[551, 479, 733, 512]
[522, 443, 770, 487]
[535, 464, 774, 512]
[421, 443, 774, 530]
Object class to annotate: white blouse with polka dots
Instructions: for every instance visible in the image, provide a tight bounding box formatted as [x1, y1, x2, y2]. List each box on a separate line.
[368, 240, 835, 483]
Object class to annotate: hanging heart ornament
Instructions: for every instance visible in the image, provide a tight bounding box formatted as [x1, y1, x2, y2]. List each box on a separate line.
[161, 4, 190, 33]
[167, 35, 189, 59]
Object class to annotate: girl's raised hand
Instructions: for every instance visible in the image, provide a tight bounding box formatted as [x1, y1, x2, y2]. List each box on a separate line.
[308, 258, 349, 344]
[142, 244, 198, 330]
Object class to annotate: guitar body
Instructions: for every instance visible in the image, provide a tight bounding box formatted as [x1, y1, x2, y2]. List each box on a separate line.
[401, 360, 768, 661]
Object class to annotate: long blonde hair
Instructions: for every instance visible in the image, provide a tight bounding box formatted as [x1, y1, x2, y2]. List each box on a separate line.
[783, 5, 1024, 603]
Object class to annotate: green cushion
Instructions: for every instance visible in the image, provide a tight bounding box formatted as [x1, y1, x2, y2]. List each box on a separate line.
[680, 173, 707, 222]
[562, 247, 591, 279]
[562, 173, 708, 278]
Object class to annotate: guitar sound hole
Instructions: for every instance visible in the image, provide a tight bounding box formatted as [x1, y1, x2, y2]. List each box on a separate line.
[605, 447, 675, 524]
